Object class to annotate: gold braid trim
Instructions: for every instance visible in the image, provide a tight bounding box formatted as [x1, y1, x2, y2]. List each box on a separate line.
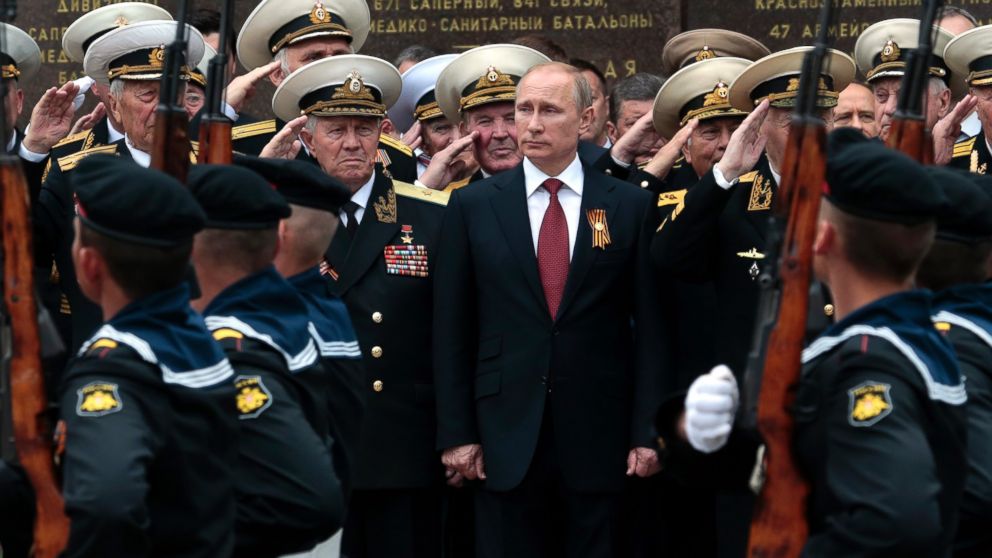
[270, 23, 351, 53]
[460, 85, 516, 111]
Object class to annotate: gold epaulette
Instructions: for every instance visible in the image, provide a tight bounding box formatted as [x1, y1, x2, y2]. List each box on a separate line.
[444, 177, 472, 192]
[393, 180, 449, 206]
[672, 156, 685, 169]
[378, 134, 413, 157]
[952, 136, 977, 158]
[57, 144, 119, 171]
[190, 141, 200, 162]
[231, 119, 277, 141]
[658, 189, 686, 207]
[52, 129, 91, 149]
[738, 170, 760, 183]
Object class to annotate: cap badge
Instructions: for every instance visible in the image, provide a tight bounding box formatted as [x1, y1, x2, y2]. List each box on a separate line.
[880, 40, 901, 63]
[695, 46, 715, 62]
[486, 65, 501, 82]
[348, 71, 363, 93]
[113, 16, 129, 27]
[786, 77, 828, 93]
[149, 47, 166, 67]
[703, 82, 730, 107]
[310, 2, 332, 24]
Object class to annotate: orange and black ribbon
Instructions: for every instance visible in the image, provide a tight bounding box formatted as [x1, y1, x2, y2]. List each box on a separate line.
[586, 208, 611, 250]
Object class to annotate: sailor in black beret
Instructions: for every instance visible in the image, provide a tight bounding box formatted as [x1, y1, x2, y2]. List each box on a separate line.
[62, 154, 238, 556]
[187, 162, 345, 555]
[236, 154, 365, 504]
[916, 165, 992, 558]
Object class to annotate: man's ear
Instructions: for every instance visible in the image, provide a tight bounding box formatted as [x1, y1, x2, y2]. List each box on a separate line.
[269, 63, 286, 87]
[812, 218, 834, 256]
[938, 87, 952, 118]
[578, 105, 594, 136]
[107, 91, 123, 124]
[299, 127, 315, 153]
[682, 142, 692, 164]
[606, 120, 618, 144]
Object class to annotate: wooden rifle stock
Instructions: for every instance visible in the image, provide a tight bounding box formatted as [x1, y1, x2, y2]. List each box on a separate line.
[150, 108, 192, 183]
[1, 158, 70, 557]
[747, 120, 824, 558]
[886, 118, 934, 164]
[197, 115, 232, 165]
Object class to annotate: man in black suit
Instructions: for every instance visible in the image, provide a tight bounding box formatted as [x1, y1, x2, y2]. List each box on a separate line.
[434, 61, 668, 557]
[272, 53, 448, 557]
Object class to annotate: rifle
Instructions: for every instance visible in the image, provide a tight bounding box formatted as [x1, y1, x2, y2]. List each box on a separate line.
[743, 2, 836, 557]
[0, 1, 70, 555]
[197, 0, 234, 165]
[150, 0, 192, 181]
[885, 0, 943, 163]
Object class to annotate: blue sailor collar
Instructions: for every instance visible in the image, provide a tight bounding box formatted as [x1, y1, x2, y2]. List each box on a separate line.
[933, 282, 992, 353]
[203, 265, 318, 372]
[803, 289, 965, 405]
[78, 284, 234, 389]
[287, 267, 361, 360]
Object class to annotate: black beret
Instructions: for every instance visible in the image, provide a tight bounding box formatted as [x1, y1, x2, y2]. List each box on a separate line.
[187, 164, 291, 230]
[824, 128, 946, 225]
[927, 166, 992, 243]
[233, 155, 351, 213]
[72, 155, 205, 247]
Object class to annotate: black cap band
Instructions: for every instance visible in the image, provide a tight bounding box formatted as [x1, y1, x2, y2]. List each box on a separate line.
[268, 7, 352, 54]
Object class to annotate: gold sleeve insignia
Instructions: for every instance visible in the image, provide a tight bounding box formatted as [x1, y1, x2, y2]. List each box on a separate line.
[393, 180, 450, 206]
[76, 382, 123, 417]
[848, 381, 892, 427]
[658, 189, 687, 208]
[231, 120, 278, 141]
[378, 133, 414, 156]
[235, 375, 272, 419]
[212, 328, 245, 341]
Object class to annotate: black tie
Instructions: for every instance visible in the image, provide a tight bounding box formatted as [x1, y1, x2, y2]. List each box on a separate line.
[343, 201, 360, 238]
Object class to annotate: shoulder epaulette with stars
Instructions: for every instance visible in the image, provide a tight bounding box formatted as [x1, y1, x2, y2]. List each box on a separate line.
[393, 180, 449, 206]
[378, 133, 414, 157]
[231, 119, 278, 141]
[56, 143, 119, 171]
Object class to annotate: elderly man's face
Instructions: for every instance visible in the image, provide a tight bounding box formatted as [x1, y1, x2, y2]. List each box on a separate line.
[2, 80, 23, 132]
[872, 77, 950, 141]
[302, 116, 379, 191]
[685, 117, 740, 177]
[462, 102, 520, 174]
[609, 99, 664, 164]
[421, 117, 459, 155]
[184, 83, 206, 121]
[271, 36, 353, 85]
[832, 83, 878, 137]
[516, 66, 593, 173]
[109, 80, 168, 152]
[971, 85, 992, 134]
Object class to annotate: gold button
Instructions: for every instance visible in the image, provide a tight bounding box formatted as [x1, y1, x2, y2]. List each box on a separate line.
[371, 346, 383, 358]
[373, 380, 383, 392]
[372, 311, 383, 323]
[824, 304, 835, 317]
[605, 169, 612, 175]
[640, 180, 649, 188]
[594, 222, 605, 231]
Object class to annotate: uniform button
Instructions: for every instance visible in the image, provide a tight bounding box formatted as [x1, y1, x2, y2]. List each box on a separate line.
[372, 311, 383, 323]
[640, 180, 649, 188]
[824, 304, 835, 317]
[373, 380, 384, 392]
[605, 169, 613, 176]
[371, 346, 383, 358]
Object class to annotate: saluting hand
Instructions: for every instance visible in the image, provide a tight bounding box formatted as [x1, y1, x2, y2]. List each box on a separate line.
[610, 111, 663, 165]
[626, 447, 661, 477]
[225, 60, 282, 114]
[715, 99, 769, 182]
[418, 131, 479, 190]
[23, 81, 81, 154]
[402, 120, 423, 151]
[643, 118, 698, 180]
[68, 102, 106, 137]
[260, 115, 306, 160]
[933, 94, 978, 166]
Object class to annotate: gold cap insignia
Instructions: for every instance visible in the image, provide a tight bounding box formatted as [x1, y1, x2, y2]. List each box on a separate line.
[235, 375, 273, 419]
[703, 82, 730, 107]
[114, 15, 129, 27]
[310, 2, 331, 24]
[695, 46, 715, 62]
[149, 47, 166, 67]
[486, 65, 500, 82]
[848, 382, 892, 427]
[76, 382, 123, 417]
[348, 71, 363, 93]
[880, 40, 901, 63]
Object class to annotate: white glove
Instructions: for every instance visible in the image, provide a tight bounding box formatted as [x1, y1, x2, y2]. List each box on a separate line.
[72, 76, 95, 111]
[685, 364, 739, 454]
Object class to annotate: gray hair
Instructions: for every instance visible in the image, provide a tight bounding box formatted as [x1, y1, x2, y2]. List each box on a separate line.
[393, 45, 437, 68]
[936, 6, 978, 26]
[276, 47, 290, 77]
[609, 73, 664, 124]
[929, 77, 949, 96]
[520, 62, 593, 112]
[304, 114, 383, 135]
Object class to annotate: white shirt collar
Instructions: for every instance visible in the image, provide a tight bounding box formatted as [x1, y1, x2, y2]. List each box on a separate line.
[523, 155, 584, 198]
[124, 135, 151, 168]
[107, 119, 125, 143]
[768, 163, 782, 186]
[350, 173, 376, 209]
[601, 136, 612, 149]
[5, 132, 15, 153]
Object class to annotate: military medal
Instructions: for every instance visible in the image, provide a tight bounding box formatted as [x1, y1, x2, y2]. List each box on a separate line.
[384, 245, 429, 277]
[400, 225, 414, 244]
[586, 209, 611, 250]
[736, 247, 765, 281]
[320, 259, 339, 281]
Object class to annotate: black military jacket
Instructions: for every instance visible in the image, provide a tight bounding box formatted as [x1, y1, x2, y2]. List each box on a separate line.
[949, 131, 992, 176]
[59, 285, 238, 558]
[324, 172, 448, 490]
[796, 291, 967, 558]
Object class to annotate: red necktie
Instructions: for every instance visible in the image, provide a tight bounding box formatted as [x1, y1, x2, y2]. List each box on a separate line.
[537, 178, 569, 318]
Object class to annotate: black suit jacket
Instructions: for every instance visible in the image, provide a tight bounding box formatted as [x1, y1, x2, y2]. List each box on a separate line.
[433, 160, 669, 493]
[324, 172, 447, 490]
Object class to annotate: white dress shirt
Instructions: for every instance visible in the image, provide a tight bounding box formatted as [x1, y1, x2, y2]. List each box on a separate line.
[107, 119, 125, 144]
[523, 155, 584, 260]
[415, 147, 428, 178]
[713, 161, 781, 190]
[339, 174, 376, 228]
[124, 135, 151, 168]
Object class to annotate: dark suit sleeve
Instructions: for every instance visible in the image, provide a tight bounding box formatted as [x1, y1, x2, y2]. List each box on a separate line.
[33, 160, 70, 272]
[631, 193, 671, 448]
[651, 169, 733, 283]
[59, 359, 162, 558]
[433, 189, 480, 450]
[803, 356, 944, 558]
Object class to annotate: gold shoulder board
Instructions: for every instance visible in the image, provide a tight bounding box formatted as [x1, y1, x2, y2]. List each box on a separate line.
[953, 136, 978, 158]
[393, 180, 449, 206]
[231, 120, 278, 141]
[57, 144, 120, 171]
[738, 171, 760, 183]
[658, 189, 687, 207]
[52, 129, 92, 149]
[378, 134, 414, 157]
